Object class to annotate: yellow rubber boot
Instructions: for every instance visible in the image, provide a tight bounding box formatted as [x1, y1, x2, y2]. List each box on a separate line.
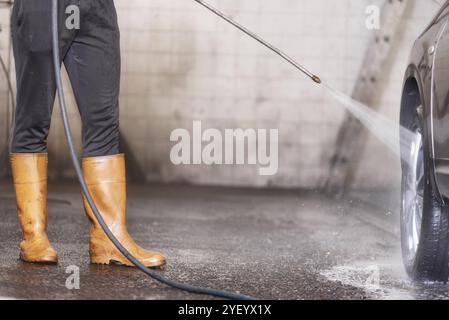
[82, 154, 166, 268]
[10, 153, 58, 264]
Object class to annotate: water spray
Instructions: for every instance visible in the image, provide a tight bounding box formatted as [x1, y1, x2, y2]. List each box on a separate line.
[323, 83, 416, 164]
[194, 0, 414, 168]
[192, 0, 415, 163]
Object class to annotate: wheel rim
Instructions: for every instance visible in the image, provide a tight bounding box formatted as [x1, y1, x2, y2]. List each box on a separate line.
[403, 129, 424, 263]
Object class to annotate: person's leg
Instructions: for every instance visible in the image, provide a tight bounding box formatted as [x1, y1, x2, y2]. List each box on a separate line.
[10, 0, 75, 264]
[11, 0, 75, 153]
[63, 0, 121, 157]
[11, 0, 57, 153]
[64, 0, 165, 268]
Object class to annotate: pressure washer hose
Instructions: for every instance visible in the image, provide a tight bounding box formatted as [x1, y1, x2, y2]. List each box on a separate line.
[0, 54, 15, 151]
[0, 1, 16, 159]
[0, 54, 15, 119]
[51, 0, 254, 301]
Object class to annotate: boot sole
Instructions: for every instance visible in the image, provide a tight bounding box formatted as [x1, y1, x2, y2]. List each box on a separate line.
[91, 255, 166, 268]
[20, 254, 58, 265]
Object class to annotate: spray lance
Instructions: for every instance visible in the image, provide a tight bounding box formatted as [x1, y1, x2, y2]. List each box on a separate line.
[194, 0, 321, 85]
[51, 0, 321, 300]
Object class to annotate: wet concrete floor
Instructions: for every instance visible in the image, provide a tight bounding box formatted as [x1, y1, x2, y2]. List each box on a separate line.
[0, 182, 448, 300]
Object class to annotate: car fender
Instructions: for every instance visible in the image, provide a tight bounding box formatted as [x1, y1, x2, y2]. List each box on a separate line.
[401, 64, 444, 202]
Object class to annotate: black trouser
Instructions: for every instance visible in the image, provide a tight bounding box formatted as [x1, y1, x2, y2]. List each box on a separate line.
[11, 0, 121, 157]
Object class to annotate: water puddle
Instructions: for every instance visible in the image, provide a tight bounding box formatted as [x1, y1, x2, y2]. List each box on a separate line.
[320, 264, 413, 300]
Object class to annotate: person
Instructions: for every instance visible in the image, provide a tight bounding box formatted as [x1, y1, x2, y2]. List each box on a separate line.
[9, 0, 165, 267]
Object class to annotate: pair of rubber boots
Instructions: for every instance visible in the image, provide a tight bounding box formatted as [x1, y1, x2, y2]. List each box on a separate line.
[10, 153, 165, 268]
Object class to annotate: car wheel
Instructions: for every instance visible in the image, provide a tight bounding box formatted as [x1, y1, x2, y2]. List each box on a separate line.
[401, 106, 449, 282]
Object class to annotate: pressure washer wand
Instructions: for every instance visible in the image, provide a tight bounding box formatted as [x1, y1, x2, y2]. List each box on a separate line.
[194, 0, 321, 84]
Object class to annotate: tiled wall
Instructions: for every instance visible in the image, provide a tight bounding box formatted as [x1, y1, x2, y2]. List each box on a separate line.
[0, 0, 440, 189]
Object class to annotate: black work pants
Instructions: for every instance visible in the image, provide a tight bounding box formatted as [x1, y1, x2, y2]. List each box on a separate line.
[11, 0, 121, 157]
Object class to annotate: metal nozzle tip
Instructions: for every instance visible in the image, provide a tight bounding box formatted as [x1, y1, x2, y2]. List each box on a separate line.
[312, 75, 321, 84]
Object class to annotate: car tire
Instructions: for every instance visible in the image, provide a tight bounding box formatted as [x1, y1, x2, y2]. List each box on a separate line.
[401, 106, 449, 282]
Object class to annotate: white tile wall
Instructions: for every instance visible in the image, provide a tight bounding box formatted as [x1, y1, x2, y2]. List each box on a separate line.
[0, 0, 440, 189]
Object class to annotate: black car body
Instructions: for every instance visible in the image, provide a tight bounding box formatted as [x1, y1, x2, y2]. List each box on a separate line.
[400, 1, 449, 281]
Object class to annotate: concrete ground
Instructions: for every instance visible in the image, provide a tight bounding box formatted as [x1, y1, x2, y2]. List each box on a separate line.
[0, 181, 448, 300]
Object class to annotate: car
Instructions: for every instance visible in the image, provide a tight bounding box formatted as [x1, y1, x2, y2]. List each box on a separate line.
[400, 1, 449, 282]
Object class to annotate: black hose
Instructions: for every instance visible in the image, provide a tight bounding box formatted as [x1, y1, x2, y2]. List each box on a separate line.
[0, 53, 14, 114]
[0, 54, 15, 153]
[51, 0, 254, 301]
[0, 1, 15, 166]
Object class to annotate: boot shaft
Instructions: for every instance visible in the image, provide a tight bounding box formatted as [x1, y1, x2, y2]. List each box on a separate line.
[10, 153, 48, 240]
[81, 154, 166, 268]
[82, 154, 127, 231]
